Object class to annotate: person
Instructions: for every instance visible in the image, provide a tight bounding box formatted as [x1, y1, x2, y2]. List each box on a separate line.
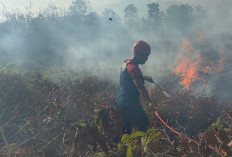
[116, 40, 154, 134]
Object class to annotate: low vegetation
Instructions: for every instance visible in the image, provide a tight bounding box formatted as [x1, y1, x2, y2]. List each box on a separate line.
[0, 65, 231, 156]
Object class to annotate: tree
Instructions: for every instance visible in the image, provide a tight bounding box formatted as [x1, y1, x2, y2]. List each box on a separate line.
[68, 0, 91, 15]
[147, 3, 159, 23]
[41, 4, 59, 20]
[166, 4, 193, 32]
[124, 4, 139, 24]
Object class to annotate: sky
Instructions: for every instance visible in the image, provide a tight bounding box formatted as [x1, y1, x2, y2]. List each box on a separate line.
[0, 0, 201, 18]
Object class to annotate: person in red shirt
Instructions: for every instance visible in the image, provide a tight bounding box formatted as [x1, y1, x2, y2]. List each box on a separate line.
[116, 40, 154, 134]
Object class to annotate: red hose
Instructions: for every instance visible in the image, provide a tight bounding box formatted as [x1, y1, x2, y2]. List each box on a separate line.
[149, 83, 181, 137]
[154, 110, 181, 136]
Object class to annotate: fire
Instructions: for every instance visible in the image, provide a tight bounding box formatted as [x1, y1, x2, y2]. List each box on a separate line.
[173, 55, 200, 89]
[173, 38, 226, 90]
[173, 39, 200, 89]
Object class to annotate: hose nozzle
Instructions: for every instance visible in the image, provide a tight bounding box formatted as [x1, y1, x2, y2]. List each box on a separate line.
[152, 82, 171, 98]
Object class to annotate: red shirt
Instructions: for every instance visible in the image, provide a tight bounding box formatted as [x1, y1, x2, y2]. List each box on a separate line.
[126, 60, 142, 79]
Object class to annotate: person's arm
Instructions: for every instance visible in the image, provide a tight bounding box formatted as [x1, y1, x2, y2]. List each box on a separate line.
[133, 78, 152, 105]
[127, 63, 153, 106]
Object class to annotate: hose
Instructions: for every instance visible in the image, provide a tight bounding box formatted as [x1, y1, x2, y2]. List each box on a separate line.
[149, 82, 181, 137]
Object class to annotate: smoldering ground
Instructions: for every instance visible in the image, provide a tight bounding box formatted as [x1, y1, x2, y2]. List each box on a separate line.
[0, 0, 231, 99]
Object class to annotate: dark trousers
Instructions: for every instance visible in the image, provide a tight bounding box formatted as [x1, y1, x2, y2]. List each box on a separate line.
[117, 102, 149, 134]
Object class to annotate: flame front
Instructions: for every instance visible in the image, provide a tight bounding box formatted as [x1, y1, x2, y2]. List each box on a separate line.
[173, 39, 200, 89]
[173, 37, 226, 90]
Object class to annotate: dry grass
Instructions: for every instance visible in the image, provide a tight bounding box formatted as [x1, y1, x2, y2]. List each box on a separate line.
[0, 66, 231, 156]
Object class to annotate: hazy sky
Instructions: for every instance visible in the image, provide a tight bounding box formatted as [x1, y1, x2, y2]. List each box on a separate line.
[0, 0, 200, 16]
[0, 0, 121, 9]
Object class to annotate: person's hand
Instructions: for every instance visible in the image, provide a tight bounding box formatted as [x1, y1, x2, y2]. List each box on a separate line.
[144, 76, 154, 83]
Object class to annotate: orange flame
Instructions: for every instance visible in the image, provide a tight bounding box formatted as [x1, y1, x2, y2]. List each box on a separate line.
[173, 39, 200, 89]
[173, 38, 226, 90]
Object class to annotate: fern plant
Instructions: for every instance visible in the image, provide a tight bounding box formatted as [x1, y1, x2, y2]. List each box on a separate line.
[117, 128, 161, 157]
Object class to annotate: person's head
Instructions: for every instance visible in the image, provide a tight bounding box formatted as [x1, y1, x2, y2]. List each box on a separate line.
[132, 40, 151, 65]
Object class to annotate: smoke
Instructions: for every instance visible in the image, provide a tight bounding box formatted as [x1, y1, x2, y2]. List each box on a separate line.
[0, 0, 232, 98]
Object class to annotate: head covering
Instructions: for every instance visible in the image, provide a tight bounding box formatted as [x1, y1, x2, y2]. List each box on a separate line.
[132, 40, 151, 56]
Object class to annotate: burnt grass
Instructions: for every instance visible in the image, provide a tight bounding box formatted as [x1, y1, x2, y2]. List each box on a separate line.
[0, 65, 232, 157]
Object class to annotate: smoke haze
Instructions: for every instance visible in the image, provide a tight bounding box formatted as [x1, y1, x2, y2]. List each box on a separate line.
[0, 0, 231, 99]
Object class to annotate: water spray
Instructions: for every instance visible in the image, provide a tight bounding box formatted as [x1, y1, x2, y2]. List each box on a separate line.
[150, 80, 171, 98]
